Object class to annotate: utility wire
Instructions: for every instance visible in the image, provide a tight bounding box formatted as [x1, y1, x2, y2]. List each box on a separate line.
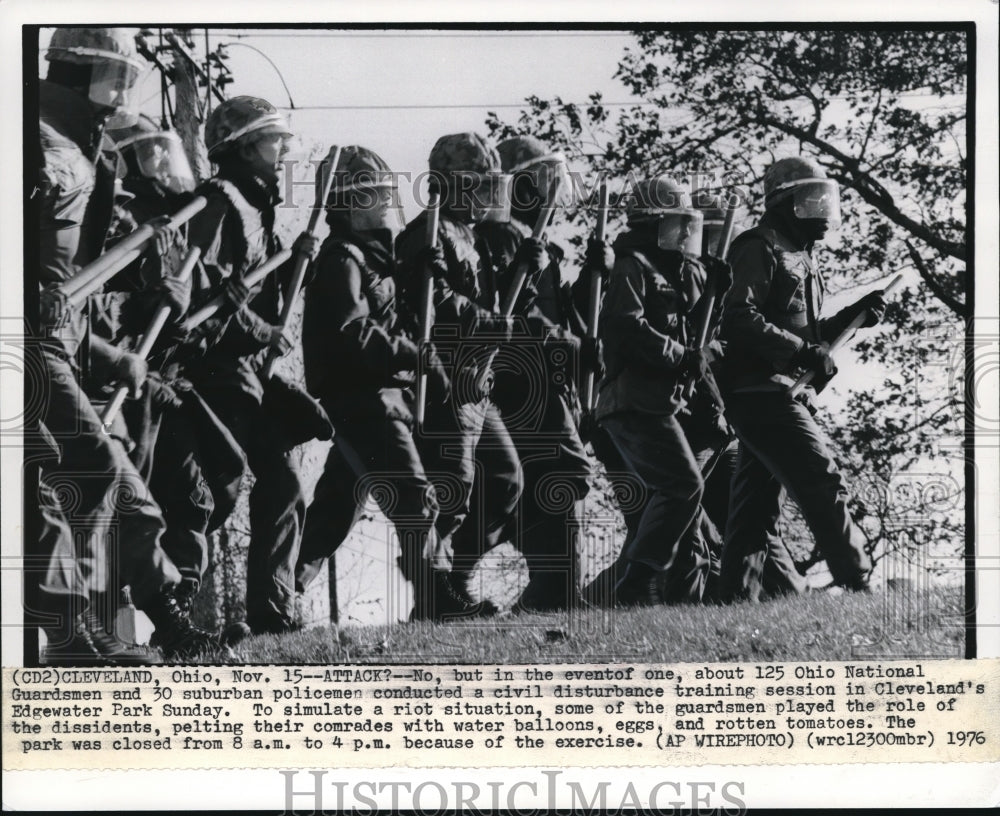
[272, 91, 964, 112]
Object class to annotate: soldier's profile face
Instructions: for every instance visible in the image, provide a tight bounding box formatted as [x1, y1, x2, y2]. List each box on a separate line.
[245, 132, 289, 181]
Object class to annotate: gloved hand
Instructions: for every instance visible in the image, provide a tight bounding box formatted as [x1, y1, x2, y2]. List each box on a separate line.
[584, 237, 614, 279]
[292, 232, 321, 263]
[112, 351, 148, 398]
[416, 245, 449, 281]
[425, 344, 451, 406]
[580, 336, 602, 374]
[513, 237, 547, 277]
[677, 345, 709, 380]
[850, 290, 887, 328]
[145, 370, 183, 410]
[700, 255, 733, 296]
[150, 218, 180, 260]
[223, 278, 252, 313]
[267, 325, 293, 356]
[153, 273, 192, 319]
[39, 285, 71, 331]
[794, 342, 837, 378]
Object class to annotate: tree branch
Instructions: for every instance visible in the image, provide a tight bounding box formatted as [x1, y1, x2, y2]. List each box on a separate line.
[905, 240, 968, 317]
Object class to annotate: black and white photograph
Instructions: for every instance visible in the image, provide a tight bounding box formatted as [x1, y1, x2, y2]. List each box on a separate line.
[2, 1, 997, 811]
[16, 19, 979, 665]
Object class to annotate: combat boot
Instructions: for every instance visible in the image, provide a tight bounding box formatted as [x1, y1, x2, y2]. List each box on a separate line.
[42, 609, 106, 666]
[82, 610, 161, 665]
[514, 572, 592, 613]
[145, 587, 220, 660]
[411, 571, 483, 622]
[614, 561, 661, 608]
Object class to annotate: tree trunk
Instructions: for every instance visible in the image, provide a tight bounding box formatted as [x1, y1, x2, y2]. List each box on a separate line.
[170, 32, 211, 184]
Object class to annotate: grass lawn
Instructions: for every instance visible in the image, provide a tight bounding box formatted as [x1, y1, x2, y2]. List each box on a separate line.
[200, 581, 963, 665]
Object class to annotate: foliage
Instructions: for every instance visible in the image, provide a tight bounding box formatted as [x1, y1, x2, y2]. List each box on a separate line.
[486, 29, 968, 572]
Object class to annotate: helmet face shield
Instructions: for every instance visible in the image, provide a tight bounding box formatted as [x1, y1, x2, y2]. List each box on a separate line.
[326, 171, 404, 236]
[119, 131, 195, 193]
[656, 209, 704, 254]
[520, 157, 574, 209]
[88, 54, 149, 126]
[472, 172, 513, 223]
[442, 171, 512, 224]
[791, 179, 841, 226]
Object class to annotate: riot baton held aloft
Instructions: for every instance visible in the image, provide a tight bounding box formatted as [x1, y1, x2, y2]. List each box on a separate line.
[788, 273, 905, 398]
[582, 179, 610, 413]
[415, 191, 441, 427]
[100, 246, 203, 430]
[261, 145, 342, 380]
[60, 196, 207, 307]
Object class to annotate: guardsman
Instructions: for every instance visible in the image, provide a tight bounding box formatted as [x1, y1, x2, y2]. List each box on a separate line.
[395, 132, 522, 613]
[294, 145, 474, 621]
[594, 176, 718, 606]
[104, 116, 246, 620]
[34, 27, 215, 663]
[476, 135, 592, 611]
[718, 156, 885, 600]
[180, 96, 321, 634]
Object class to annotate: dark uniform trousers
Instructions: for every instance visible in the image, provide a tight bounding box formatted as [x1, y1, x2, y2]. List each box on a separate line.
[601, 412, 708, 602]
[422, 396, 521, 594]
[721, 391, 869, 600]
[197, 385, 304, 631]
[586, 418, 727, 605]
[146, 403, 215, 592]
[40, 350, 181, 607]
[495, 372, 589, 606]
[296, 404, 447, 597]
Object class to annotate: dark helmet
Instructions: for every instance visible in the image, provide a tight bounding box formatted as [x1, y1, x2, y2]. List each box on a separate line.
[763, 156, 827, 209]
[625, 175, 692, 223]
[428, 132, 499, 174]
[428, 133, 506, 224]
[316, 145, 402, 234]
[497, 135, 573, 213]
[45, 27, 149, 125]
[763, 156, 841, 226]
[205, 96, 291, 160]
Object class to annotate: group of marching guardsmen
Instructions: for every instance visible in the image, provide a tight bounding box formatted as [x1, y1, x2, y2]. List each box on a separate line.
[32, 28, 891, 666]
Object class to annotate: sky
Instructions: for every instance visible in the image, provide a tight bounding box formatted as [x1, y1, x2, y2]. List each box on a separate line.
[41, 26, 637, 220]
